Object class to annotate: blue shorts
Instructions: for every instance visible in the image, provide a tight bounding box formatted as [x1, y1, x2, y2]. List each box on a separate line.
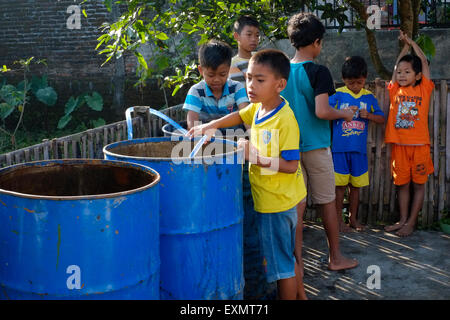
[332, 151, 369, 187]
[257, 206, 297, 283]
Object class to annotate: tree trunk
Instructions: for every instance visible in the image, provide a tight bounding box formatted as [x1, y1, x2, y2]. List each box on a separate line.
[398, 0, 414, 37]
[344, 0, 391, 79]
[411, 0, 421, 39]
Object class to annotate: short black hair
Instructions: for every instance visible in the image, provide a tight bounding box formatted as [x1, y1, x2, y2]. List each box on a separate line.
[288, 12, 325, 49]
[398, 54, 422, 75]
[250, 49, 290, 80]
[342, 56, 368, 79]
[398, 54, 423, 85]
[198, 39, 232, 70]
[233, 15, 260, 34]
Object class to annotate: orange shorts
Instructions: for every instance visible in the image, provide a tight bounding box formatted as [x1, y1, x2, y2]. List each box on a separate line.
[391, 144, 434, 185]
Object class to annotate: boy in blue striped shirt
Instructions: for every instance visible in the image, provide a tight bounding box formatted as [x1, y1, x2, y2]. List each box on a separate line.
[183, 39, 249, 129]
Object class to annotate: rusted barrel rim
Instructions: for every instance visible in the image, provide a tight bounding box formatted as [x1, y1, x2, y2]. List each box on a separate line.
[103, 136, 243, 162]
[0, 159, 160, 201]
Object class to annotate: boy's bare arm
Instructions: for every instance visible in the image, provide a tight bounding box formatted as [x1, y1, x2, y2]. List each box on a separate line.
[392, 43, 410, 83]
[315, 93, 355, 121]
[359, 109, 385, 124]
[187, 110, 199, 130]
[406, 35, 431, 79]
[187, 111, 243, 139]
[238, 139, 298, 174]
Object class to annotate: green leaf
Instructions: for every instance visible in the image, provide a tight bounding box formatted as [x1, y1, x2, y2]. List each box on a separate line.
[85, 92, 103, 111]
[0, 102, 15, 120]
[90, 118, 106, 128]
[36, 87, 57, 106]
[57, 114, 72, 129]
[155, 55, 170, 70]
[416, 34, 435, 62]
[135, 52, 148, 70]
[30, 75, 48, 94]
[155, 32, 169, 40]
[64, 96, 79, 115]
[0, 85, 22, 107]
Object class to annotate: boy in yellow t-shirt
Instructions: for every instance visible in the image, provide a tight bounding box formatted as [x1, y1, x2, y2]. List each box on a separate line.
[187, 49, 307, 300]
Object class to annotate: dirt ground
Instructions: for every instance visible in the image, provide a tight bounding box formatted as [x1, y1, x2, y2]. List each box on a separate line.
[301, 221, 450, 300]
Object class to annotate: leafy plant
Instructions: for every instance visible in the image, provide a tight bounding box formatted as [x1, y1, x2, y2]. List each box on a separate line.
[84, 0, 313, 101]
[415, 34, 436, 62]
[440, 208, 450, 225]
[57, 91, 104, 129]
[86, 0, 438, 85]
[0, 57, 54, 149]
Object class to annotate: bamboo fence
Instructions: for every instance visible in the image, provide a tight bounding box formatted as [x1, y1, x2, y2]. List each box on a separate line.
[0, 80, 449, 227]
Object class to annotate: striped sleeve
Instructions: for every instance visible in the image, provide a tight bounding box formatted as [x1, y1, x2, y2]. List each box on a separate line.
[234, 82, 250, 105]
[182, 86, 202, 113]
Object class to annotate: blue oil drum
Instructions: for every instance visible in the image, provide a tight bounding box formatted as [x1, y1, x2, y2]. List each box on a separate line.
[162, 125, 273, 299]
[103, 136, 244, 300]
[0, 159, 160, 300]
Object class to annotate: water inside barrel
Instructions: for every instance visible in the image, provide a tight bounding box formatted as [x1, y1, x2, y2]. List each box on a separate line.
[0, 163, 156, 196]
[112, 141, 236, 158]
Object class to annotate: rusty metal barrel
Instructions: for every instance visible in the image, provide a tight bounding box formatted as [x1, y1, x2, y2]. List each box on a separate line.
[0, 159, 160, 300]
[104, 136, 244, 299]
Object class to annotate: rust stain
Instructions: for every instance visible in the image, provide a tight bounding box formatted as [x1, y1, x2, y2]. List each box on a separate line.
[24, 208, 35, 213]
[0, 200, 7, 207]
[56, 224, 61, 270]
[81, 283, 85, 289]
[106, 225, 109, 229]
[115, 230, 119, 235]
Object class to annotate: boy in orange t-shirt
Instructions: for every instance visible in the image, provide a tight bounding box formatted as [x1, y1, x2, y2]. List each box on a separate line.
[384, 31, 434, 237]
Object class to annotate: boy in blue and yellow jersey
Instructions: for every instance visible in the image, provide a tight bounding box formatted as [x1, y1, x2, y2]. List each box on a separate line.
[188, 49, 307, 300]
[330, 56, 385, 232]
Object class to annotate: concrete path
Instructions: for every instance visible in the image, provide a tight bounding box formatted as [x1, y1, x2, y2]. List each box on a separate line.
[302, 221, 450, 300]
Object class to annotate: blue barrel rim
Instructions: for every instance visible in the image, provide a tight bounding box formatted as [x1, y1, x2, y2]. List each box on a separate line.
[103, 136, 242, 162]
[0, 158, 160, 201]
